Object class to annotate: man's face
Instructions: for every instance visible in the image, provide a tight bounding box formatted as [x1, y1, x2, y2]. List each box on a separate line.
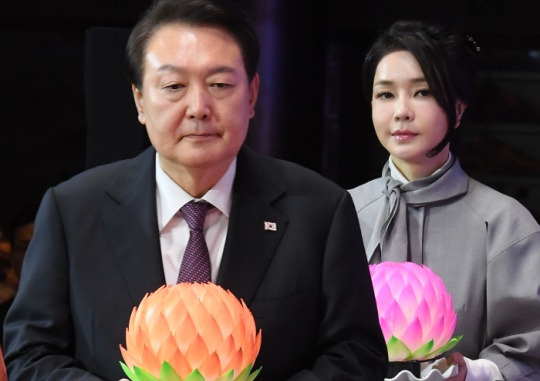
[133, 23, 259, 183]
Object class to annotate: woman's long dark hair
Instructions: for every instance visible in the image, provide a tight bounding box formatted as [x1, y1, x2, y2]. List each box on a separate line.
[363, 20, 479, 157]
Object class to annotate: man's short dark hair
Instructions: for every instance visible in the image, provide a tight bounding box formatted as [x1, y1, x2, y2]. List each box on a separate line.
[126, 0, 260, 89]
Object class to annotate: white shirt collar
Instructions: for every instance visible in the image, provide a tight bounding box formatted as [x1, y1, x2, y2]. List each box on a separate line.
[155, 153, 236, 231]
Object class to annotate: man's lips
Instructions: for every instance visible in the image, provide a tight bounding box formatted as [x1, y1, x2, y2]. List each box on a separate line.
[184, 132, 219, 139]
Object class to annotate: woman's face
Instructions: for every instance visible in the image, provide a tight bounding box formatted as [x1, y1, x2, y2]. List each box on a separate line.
[371, 50, 451, 180]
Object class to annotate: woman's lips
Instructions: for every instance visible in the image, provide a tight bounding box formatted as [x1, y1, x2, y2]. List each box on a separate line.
[392, 129, 418, 141]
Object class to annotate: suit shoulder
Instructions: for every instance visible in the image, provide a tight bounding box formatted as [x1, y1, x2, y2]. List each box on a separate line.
[55, 147, 153, 193]
[264, 156, 345, 194]
[53, 159, 132, 196]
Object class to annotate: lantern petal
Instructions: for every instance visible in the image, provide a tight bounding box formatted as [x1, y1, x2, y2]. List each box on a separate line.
[233, 364, 261, 381]
[427, 335, 463, 358]
[375, 283, 395, 315]
[415, 299, 432, 342]
[386, 336, 412, 362]
[147, 312, 173, 352]
[165, 349, 191, 379]
[222, 347, 244, 375]
[119, 345, 139, 369]
[133, 365, 160, 381]
[244, 366, 262, 381]
[396, 284, 419, 321]
[156, 334, 181, 366]
[378, 318, 392, 342]
[385, 300, 407, 336]
[428, 314, 446, 348]
[120, 361, 137, 380]
[215, 369, 235, 381]
[139, 344, 162, 376]
[216, 334, 236, 370]
[200, 315, 225, 353]
[173, 313, 198, 353]
[159, 361, 182, 381]
[184, 334, 210, 369]
[387, 271, 406, 297]
[410, 339, 434, 361]
[184, 369, 206, 381]
[250, 330, 262, 365]
[400, 317, 424, 352]
[198, 351, 223, 380]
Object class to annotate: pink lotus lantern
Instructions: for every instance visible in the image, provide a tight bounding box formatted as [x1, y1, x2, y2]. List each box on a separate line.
[369, 262, 462, 364]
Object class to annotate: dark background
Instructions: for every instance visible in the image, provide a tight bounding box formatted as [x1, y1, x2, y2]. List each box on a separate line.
[2, 0, 540, 229]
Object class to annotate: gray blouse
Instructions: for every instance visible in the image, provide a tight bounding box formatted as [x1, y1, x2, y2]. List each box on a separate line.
[349, 158, 540, 380]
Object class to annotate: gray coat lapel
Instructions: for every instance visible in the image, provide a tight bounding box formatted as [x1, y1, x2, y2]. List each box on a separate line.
[101, 148, 165, 305]
[217, 146, 288, 305]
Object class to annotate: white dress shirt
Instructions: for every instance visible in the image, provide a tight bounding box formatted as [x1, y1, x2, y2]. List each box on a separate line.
[155, 153, 235, 285]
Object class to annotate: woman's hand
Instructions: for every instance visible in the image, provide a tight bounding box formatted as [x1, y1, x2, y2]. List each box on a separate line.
[446, 352, 467, 381]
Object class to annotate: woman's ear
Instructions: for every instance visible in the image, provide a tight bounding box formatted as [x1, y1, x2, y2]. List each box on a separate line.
[455, 100, 468, 128]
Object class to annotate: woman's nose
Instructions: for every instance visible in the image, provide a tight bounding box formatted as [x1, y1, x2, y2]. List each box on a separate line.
[394, 98, 414, 121]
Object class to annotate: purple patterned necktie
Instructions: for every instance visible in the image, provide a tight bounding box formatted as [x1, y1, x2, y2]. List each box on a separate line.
[177, 200, 213, 283]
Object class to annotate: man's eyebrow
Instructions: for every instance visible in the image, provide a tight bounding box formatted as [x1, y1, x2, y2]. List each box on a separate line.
[157, 64, 183, 73]
[157, 64, 237, 75]
[208, 66, 236, 75]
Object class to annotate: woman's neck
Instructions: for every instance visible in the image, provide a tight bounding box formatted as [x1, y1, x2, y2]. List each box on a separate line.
[391, 150, 451, 182]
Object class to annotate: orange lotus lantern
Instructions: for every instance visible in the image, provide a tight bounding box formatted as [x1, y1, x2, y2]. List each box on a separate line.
[119, 282, 262, 381]
[0, 345, 7, 381]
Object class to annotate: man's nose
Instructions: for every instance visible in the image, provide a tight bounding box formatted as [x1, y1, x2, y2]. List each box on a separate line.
[186, 86, 211, 120]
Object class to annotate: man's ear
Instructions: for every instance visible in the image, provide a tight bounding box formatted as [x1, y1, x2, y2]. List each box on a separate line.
[132, 84, 145, 125]
[455, 100, 468, 128]
[248, 73, 260, 119]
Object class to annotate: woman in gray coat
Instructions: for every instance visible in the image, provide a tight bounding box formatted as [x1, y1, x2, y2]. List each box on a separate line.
[349, 20, 540, 380]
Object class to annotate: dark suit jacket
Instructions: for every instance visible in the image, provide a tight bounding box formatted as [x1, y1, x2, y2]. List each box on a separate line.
[4, 146, 387, 380]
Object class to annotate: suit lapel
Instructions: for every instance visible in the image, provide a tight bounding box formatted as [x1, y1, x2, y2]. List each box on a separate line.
[101, 148, 165, 305]
[99, 146, 288, 306]
[217, 147, 288, 304]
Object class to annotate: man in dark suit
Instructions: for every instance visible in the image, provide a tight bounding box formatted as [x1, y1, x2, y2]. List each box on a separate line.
[3, 0, 387, 379]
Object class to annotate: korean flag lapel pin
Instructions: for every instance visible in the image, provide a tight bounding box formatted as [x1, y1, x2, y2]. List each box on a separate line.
[264, 221, 277, 231]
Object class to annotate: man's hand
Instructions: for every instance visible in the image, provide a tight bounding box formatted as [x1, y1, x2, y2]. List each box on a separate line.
[446, 352, 467, 381]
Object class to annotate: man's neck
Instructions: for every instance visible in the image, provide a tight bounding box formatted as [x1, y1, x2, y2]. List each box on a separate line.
[157, 155, 233, 198]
